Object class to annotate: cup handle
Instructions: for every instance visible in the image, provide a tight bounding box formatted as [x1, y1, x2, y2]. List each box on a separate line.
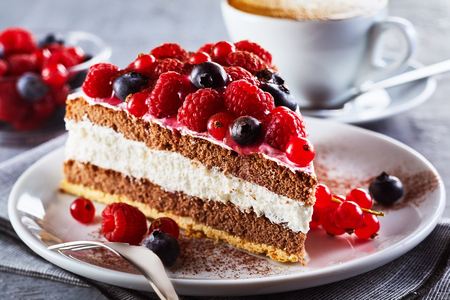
[359, 17, 418, 84]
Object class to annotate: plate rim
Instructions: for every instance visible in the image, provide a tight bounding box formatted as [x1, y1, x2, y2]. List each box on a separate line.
[7, 119, 446, 296]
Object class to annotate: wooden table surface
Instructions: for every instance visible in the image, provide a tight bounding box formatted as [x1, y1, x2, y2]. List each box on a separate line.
[0, 0, 449, 298]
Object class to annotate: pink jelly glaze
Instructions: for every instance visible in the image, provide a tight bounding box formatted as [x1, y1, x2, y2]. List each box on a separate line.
[68, 91, 315, 175]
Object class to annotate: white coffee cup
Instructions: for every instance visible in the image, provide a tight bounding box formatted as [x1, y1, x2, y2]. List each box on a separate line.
[221, 0, 417, 109]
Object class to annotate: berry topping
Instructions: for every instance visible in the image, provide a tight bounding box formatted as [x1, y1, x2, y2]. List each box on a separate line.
[346, 188, 373, 209]
[225, 66, 259, 86]
[150, 43, 188, 61]
[70, 198, 95, 224]
[16, 72, 49, 101]
[127, 90, 150, 118]
[154, 58, 184, 75]
[129, 54, 156, 74]
[234, 40, 272, 66]
[197, 43, 214, 54]
[369, 172, 404, 205]
[188, 51, 212, 65]
[207, 111, 235, 141]
[41, 63, 69, 86]
[189, 61, 227, 90]
[260, 83, 298, 111]
[230, 116, 261, 146]
[211, 41, 236, 65]
[228, 51, 268, 73]
[113, 71, 147, 102]
[354, 214, 380, 239]
[334, 201, 364, 230]
[178, 88, 224, 132]
[285, 137, 315, 166]
[224, 80, 274, 120]
[82, 63, 120, 98]
[149, 217, 180, 239]
[255, 69, 285, 85]
[0, 27, 37, 55]
[264, 110, 306, 152]
[141, 230, 180, 266]
[148, 71, 184, 118]
[101, 202, 148, 245]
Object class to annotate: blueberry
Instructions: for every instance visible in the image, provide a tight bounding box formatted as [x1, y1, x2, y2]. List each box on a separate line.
[369, 172, 404, 206]
[16, 73, 49, 101]
[113, 72, 147, 102]
[141, 230, 180, 266]
[230, 116, 261, 145]
[255, 68, 284, 85]
[189, 61, 227, 90]
[261, 83, 298, 111]
[0, 44, 4, 59]
[38, 33, 64, 48]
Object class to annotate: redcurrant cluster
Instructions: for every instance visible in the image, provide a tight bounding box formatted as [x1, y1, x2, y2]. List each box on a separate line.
[311, 184, 384, 239]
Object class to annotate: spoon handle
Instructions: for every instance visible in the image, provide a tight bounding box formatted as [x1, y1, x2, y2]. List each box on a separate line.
[361, 59, 450, 92]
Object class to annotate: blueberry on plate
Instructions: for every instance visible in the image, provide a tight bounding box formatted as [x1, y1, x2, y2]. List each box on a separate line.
[16, 72, 49, 101]
[369, 172, 404, 205]
[113, 72, 147, 102]
[141, 230, 180, 266]
[189, 61, 227, 90]
[230, 116, 261, 146]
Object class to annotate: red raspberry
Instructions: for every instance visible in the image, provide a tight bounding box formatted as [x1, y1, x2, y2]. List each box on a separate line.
[101, 202, 148, 245]
[225, 66, 259, 86]
[154, 58, 184, 75]
[82, 63, 120, 98]
[150, 43, 188, 61]
[128, 89, 150, 118]
[234, 40, 272, 66]
[178, 88, 224, 132]
[264, 110, 307, 152]
[228, 51, 268, 74]
[211, 41, 236, 66]
[0, 81, 28, 123]
[207, 111, 235, 140]
[6, 53, 39, 75]
[0, 27, 37, 55]
[197, 43, 214, 54]
[148, 71, 184, 118]
[188, 51, 211, 65]
[0, 59, 8, 76]
[224, 80, 274, 120]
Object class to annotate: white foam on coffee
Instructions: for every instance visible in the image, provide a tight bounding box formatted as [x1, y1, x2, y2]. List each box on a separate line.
[228, 0, 388, 20]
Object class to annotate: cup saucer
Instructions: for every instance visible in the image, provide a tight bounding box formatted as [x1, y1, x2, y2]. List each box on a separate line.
[300, 60, 437, 124]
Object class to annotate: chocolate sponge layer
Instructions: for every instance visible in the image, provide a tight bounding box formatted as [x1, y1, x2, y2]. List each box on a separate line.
[65, 97, 317, 205]
[63, 159, 307, 256]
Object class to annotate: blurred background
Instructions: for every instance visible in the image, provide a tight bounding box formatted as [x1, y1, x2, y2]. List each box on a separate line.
[1, 0, 450, 298]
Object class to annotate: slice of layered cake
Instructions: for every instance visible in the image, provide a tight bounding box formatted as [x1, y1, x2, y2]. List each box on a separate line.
[61, 41, 317, 263]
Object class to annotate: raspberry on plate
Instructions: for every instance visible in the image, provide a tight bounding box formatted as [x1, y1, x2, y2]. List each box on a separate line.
[178, 88, 224, 132]
[224, 79, 274, 121]
[82, 63, 120, 98]
[228, 51, 268, 74]
[101, 202, 148, 245]
[150, 43, 188, 61]
[264, 110, 307, 152]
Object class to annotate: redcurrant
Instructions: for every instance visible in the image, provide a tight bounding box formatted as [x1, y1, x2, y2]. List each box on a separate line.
[131, 54, 156, 73]
[315, 184, 332, 208]
[207, 111, 235, 140]
[346, 188, 373, 209]
[285, 137, 315, 166]
[188, 51, 212, 64]
[211, 41, 236, 65]
[41, 63, 68, 86]
[334, 201, 364, 230]
[310, 205, 326, 228]
[70, 198, 95, 224]
[321, 208, 345, 236]
[355, 213, 380, 239]
[149, 217, 180, 239]
[127, 90, 149, 118]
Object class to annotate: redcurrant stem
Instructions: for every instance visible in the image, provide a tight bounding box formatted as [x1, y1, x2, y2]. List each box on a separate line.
[331, 197, 385, 217]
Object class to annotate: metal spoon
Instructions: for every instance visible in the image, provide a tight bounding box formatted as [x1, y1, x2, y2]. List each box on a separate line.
[303, 59, 450, 117]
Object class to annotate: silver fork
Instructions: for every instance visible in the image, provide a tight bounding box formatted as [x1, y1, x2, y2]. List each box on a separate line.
[48, 241, 178, 300]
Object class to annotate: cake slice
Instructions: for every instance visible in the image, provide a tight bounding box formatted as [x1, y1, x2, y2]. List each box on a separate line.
[61, 41, 317, 263]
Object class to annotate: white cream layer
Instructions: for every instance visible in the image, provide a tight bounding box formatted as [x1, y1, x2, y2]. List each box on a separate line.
[65, 118, 312, 233]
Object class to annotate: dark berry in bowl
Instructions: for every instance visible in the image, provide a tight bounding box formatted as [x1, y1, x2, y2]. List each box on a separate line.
[38, 33, 64, 48]
[141, 230, 180, 266]
[261, 83, 298, 111]
[230, 116, 261, 145]
[16, 72, 49, 101]
[113, 71, 148, 102]
[189, 61, 227, 90]
[369, 172, 404, 205]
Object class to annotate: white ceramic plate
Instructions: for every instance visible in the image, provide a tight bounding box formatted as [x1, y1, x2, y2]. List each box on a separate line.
[8, 118, 445, 296]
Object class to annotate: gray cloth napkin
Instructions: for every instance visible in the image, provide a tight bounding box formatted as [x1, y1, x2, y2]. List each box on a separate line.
[1, 135, 450, 300]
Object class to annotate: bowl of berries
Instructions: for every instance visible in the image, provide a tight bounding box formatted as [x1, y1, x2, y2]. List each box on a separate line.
[0, 27, 111, 145]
